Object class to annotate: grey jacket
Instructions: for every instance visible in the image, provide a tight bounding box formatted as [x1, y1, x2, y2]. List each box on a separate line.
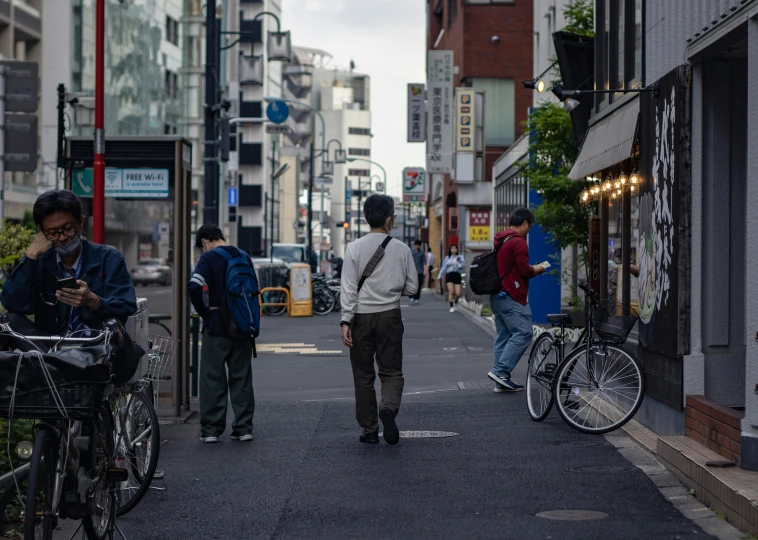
[411, 249, 426, 274]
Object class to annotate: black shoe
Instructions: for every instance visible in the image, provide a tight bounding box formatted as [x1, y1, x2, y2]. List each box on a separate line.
[379, 407, 400, 445]
[359, 432, 379, 444]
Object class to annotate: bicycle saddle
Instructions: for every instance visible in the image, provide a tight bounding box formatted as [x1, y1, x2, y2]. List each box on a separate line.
[546, 313, 572, 324]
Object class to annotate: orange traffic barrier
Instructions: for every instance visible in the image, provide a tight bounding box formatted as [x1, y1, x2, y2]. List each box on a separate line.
[259, 287, 290, 316]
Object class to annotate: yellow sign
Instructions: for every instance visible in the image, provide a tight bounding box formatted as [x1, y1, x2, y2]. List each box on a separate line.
[456, 88, 476, 152]
[469, 226, 490, 242]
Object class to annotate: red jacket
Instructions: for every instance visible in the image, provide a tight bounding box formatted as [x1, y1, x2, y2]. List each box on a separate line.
[495, 229, 535, 305]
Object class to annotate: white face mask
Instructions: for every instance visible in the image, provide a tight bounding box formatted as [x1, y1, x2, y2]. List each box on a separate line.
[54, 234, 82, 257]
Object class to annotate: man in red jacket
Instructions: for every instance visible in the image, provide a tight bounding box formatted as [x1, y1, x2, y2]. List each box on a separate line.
[487, 208, 547, 392]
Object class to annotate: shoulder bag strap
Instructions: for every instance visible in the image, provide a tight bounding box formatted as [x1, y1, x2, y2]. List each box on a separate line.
[357, 236, 393, 293]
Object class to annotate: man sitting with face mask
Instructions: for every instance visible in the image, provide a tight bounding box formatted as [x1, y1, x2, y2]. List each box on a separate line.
[0, 189, 137, 336]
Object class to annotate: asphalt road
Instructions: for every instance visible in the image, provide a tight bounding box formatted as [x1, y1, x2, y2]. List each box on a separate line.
[45, 291, 718, 539]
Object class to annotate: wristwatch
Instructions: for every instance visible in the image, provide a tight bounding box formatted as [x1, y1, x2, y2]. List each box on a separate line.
[340, 320, 351, 328]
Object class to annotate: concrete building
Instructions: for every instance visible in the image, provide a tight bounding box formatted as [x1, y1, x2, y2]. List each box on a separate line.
[0, 0, 42, 222]
[425, 0, 534, 298]
[279, 46, 371, 259]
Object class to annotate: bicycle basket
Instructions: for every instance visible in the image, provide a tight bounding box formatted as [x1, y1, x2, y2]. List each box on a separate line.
[593, 300, 638, 343]
[0, 349, 110, 420]
[146, 334, 178, 382]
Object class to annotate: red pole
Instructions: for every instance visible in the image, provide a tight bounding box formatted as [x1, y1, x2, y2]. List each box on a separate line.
[93, 0, 105, 244]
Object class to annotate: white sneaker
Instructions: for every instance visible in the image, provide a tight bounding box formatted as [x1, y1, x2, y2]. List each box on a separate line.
[230, 434, 253, 442]
[449, 307, 455, 313]
[201, 436, 219, 443]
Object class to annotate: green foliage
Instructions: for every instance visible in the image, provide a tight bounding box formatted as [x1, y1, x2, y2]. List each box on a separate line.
[518, 102, 595, 251]
[0, 221, 36, 278]
[563, 0, 595, 38]
[22, 211, 37, 233]
[0, 418, 36, 537]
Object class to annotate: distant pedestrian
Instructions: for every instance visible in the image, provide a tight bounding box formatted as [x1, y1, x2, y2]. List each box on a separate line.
[437, 245, 465, 312]
[188, 224, 256, 443]
[410, 241, 426, 304]
[426, 249, 436, 288]
[340, 194, 418, 445]
[488, 208, 547, 392]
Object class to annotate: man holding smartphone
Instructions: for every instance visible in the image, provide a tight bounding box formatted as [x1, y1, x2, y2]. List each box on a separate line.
[487, 208, 547, 392]
[0, 190, 137, 335]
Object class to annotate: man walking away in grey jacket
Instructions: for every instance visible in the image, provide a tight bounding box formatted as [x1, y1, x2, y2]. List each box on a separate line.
[340, 194, 418, 445]
[410, 241, 426, 303]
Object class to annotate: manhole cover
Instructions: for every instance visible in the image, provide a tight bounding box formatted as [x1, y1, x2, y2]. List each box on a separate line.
[378, 431, 459, 438]
[566, 465, 635, 474]
[537, 510, 609, 521]
[458, 379, 494, 390]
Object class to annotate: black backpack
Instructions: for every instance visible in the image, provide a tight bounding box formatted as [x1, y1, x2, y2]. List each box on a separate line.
[468, 237, 515, 295]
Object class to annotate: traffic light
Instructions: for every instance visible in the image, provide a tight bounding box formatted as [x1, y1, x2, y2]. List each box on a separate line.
[337, 221, 350, 229]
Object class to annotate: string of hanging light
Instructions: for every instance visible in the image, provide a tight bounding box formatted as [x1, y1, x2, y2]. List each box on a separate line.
[579, 169, 640, 205]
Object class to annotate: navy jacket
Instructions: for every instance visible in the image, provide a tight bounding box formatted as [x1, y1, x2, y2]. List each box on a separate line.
[0, 240, 138, 333]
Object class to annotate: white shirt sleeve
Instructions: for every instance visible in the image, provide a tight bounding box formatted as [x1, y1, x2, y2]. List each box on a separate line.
[339, 244, 358, 323]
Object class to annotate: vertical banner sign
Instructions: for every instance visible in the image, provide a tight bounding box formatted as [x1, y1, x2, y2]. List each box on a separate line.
[638, 65, 691, 362]
[426, 51, 454, 174]
[468, 210, 490, 242]
[407, 84, 426, 143]
[455, 88, 476, 183]
[456, 89, 476, 152]
[403, 168, 427, 202]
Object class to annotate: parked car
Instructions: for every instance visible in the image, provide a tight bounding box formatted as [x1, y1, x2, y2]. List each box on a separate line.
[270, 243, 317, 270]
[131, 258, 172, 286]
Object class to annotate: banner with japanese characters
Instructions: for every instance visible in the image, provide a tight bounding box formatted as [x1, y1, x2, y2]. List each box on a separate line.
[468, 210, 490, 242]
[426, 51, 454, 174]
[407, 84, 425, 143]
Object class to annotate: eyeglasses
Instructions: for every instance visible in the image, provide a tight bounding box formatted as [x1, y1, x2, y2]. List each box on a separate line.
[43, 224, 78, 241]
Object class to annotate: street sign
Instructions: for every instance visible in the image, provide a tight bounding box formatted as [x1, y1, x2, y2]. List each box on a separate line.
[73, 168, 170, 198]
[228, 187, 238, 206]
[265, 123, 291, 134]
[266, 100, 290, 124]
[315, 176, 333, 186]
[3, 114, 37, 172]
[0, 61, 38, 113]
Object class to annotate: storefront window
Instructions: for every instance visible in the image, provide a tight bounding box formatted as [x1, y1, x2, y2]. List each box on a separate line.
[494, 174, 527, 231]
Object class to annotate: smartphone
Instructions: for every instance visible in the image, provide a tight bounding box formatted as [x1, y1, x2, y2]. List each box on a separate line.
[57, 277, 79, 290]
[540, 261, 551, 269]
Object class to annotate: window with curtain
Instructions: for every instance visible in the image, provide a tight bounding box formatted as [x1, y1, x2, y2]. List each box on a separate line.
[471, 78, 515, 147]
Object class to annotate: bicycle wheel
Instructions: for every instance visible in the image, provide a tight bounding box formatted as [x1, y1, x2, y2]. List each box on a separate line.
[553, 344, 644, 434]
[262, 290, 287, 316]
[24, 426, 56, 540]
[312, 287, 335, 315]
[113, 389, 160, 516]
[82, 404, 116, 540]
[526, 332, 558, 422]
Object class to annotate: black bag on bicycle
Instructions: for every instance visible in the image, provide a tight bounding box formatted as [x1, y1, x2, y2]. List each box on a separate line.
[104, 319, 146, 385]
[468, 237, 515, 296]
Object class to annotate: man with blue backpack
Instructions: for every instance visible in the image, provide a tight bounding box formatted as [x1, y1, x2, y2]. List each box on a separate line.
[188, 224, 260, 443]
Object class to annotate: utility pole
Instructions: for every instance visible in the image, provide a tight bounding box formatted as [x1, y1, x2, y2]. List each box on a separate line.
[307, 134, 314, 271]
[0, 67, 5, 223]
[56, 84, 66, 174]
[203, 0, 219, 226]
[93, 0, 105, 243]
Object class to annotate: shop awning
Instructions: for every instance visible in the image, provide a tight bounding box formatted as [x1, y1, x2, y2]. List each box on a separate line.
[568, 96, 639, 180]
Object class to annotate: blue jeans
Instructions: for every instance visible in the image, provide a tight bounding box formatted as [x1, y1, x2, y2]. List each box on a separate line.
[490, 294, 533, 379]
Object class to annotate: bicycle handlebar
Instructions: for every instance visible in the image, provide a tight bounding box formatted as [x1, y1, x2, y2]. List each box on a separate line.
[0, 324, 108, 345]
[577, 282, 597, 298]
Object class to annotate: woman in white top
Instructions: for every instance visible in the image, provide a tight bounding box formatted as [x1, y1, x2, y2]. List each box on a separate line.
[437, 244, 465, 312]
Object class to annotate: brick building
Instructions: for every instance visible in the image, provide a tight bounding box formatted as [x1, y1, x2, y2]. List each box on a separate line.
[426, 0, 534, 286]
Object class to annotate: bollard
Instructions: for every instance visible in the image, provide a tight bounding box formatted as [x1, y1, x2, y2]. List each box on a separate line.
[191, 314, 200, 397]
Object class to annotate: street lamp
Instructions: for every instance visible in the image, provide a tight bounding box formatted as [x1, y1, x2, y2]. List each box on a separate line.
[347, 157, 386, 194]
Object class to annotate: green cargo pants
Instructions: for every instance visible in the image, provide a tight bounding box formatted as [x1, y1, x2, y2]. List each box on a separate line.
[199, 332, 255, 438]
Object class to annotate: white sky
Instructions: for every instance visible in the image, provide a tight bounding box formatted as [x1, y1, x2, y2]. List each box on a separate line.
[281, 0, 427, 197]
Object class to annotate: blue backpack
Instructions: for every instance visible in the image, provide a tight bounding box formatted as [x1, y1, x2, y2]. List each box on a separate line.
[214, 248, 261, 341]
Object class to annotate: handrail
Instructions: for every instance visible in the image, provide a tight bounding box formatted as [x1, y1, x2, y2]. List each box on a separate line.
[0, 463, 29, 489]
[260, 287, 290, 316]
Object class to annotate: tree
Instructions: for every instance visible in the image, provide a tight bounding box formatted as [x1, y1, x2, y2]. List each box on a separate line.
[563, 0, 594, 38]
[518, 103, 594, 250]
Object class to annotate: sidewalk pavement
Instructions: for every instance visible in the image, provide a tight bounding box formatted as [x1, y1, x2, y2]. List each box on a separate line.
[53, 290, 730, 539]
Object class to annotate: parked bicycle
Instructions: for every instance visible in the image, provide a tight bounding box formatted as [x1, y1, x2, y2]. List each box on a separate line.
[525, 282, 645, 434]
[0, 322, 125, 540]
[262, 273, 336, 316]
